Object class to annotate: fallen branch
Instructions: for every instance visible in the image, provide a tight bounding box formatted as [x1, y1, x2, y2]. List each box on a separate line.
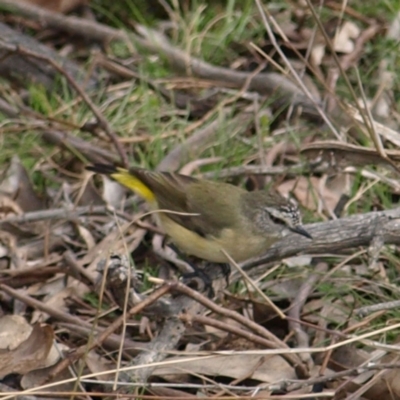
[0, 0, 322, 122]
[244, 206, 400, 269]
[97, 255, 308, 382]
[0, 205, 110, 226]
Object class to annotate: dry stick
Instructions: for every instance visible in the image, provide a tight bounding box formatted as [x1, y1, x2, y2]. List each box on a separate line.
[157, 115, 224, 172]
[179, 313, 278, 349]
[0, 284, 146, 354]
[169, 281, 308, 378]
[42, 129, 119, 164]
[2, 361, 399, 399]
[157, 111, 253, 171]
[355, 300, 400, 317]
[335, 353, 400, 400]
[3, 205, 400, 268]
[244, 206, 400, 268]
[0, 40, 128, 166]
[302, 0, 400, 176]
[254, 0, 338, 137]
[221, 249, 285, 319]
[0, 1, 322, 122]
[119, 265, 229, 384]
[157, 67, 262, 170]
[134, 25, 320, 119]
[0, 98, 118, 162]
[0, 0, 126, 43]
[0, 284, 97, 328]
[285, 362, 400, 394]
[200, 163, 309, 180]
[325, 1, 374, 24]
[0, 102, 120, 163]
[125, 317, 189, 385]
[59, 323, 146, 356]
[63, 251, 97, 285]
[0, 392, 334, 400]
[287, 263, 329, 367]
[2, 202, 400, 272]
[0, 205, 109, 226]
[44, 284, 171, 383]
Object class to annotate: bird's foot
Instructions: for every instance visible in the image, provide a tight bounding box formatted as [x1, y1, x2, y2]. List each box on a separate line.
[167, 243, 214, 297]
[181, 268, 214, 298]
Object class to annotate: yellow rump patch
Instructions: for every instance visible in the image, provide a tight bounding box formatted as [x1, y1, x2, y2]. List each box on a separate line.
[111, 169, 155, 203]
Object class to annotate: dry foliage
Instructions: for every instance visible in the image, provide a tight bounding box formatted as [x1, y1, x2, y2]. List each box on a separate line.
[0, 1, 399, 399]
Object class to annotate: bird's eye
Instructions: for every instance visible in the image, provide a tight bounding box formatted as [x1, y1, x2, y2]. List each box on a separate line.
[269, 214, 286, 226]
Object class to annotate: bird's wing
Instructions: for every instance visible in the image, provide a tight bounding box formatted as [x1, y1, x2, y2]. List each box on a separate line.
[131, 169, 241, 238]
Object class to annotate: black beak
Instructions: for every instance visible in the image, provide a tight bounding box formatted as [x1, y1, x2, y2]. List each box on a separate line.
[290, 225, 313, 239]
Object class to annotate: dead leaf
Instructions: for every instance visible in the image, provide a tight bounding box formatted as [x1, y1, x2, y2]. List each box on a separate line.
[301, 141, 400, 170]
[283, 255, 312, 267]
[0, 156, 45, 213]
[30, 276, 90, 322]
[0, 315, 32, 350]
[153, 354, 296, 383]
[0, 323, 53, 378]
[21, 343, 73, 390]
[346, 105, 400, 147]
[333, 21, 360, 53]
[76, 224, 96, 250]
[21, 365, 74, 391]
[278, 176, 343, 215]
[304, 295, 354, 326]
[102, 176, 127, 207]
[85, 350, 115, 381]
[364, 358, 400, 399]
[75, 177, 105, 207]
[261, 276, 304, 299]
[311, 43, 325, 66]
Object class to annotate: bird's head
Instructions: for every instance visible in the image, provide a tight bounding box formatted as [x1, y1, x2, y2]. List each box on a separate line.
[242, 191, 312, 240]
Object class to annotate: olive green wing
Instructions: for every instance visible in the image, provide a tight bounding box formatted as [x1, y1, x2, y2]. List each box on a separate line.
[131, 169, 241, 238]
[185, 180, 244, 237]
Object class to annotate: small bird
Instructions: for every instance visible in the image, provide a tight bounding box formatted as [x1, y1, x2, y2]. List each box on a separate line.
[86, 164, 312, 263]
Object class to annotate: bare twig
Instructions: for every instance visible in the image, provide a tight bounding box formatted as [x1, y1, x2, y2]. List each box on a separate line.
[285, 362, 400, 393]
[355, 300, 400, 317]
[0, 0, 126, 42]
[200, 163, 310, 179]
[0, 205, 109, 226]
[0, 42, 128, 166]
[169, 281, 308, 378]
[0, 0, 322, 123]
[179, 313, 279, 349]
[288, 263, 329, 367]
[156, 111, 249, 171]
[254, 0, 337, 135]
[244, 207, 400, 268]
[44, 284, 171, 384]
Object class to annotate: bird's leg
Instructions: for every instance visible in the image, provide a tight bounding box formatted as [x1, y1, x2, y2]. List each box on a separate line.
[220, 263, 231, 286]
[167, 243, 214, 297]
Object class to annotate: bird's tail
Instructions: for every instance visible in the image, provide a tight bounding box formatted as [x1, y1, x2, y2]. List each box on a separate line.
[86, 163, 156, 202]
[86, 163, 120, 175]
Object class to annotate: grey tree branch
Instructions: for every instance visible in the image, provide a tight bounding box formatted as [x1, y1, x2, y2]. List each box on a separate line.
[0, 0, 322, 122]
[244, 207, 400, 269]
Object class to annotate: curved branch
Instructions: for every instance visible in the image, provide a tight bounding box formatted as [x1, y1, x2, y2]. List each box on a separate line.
[244, 207, 400, 269]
